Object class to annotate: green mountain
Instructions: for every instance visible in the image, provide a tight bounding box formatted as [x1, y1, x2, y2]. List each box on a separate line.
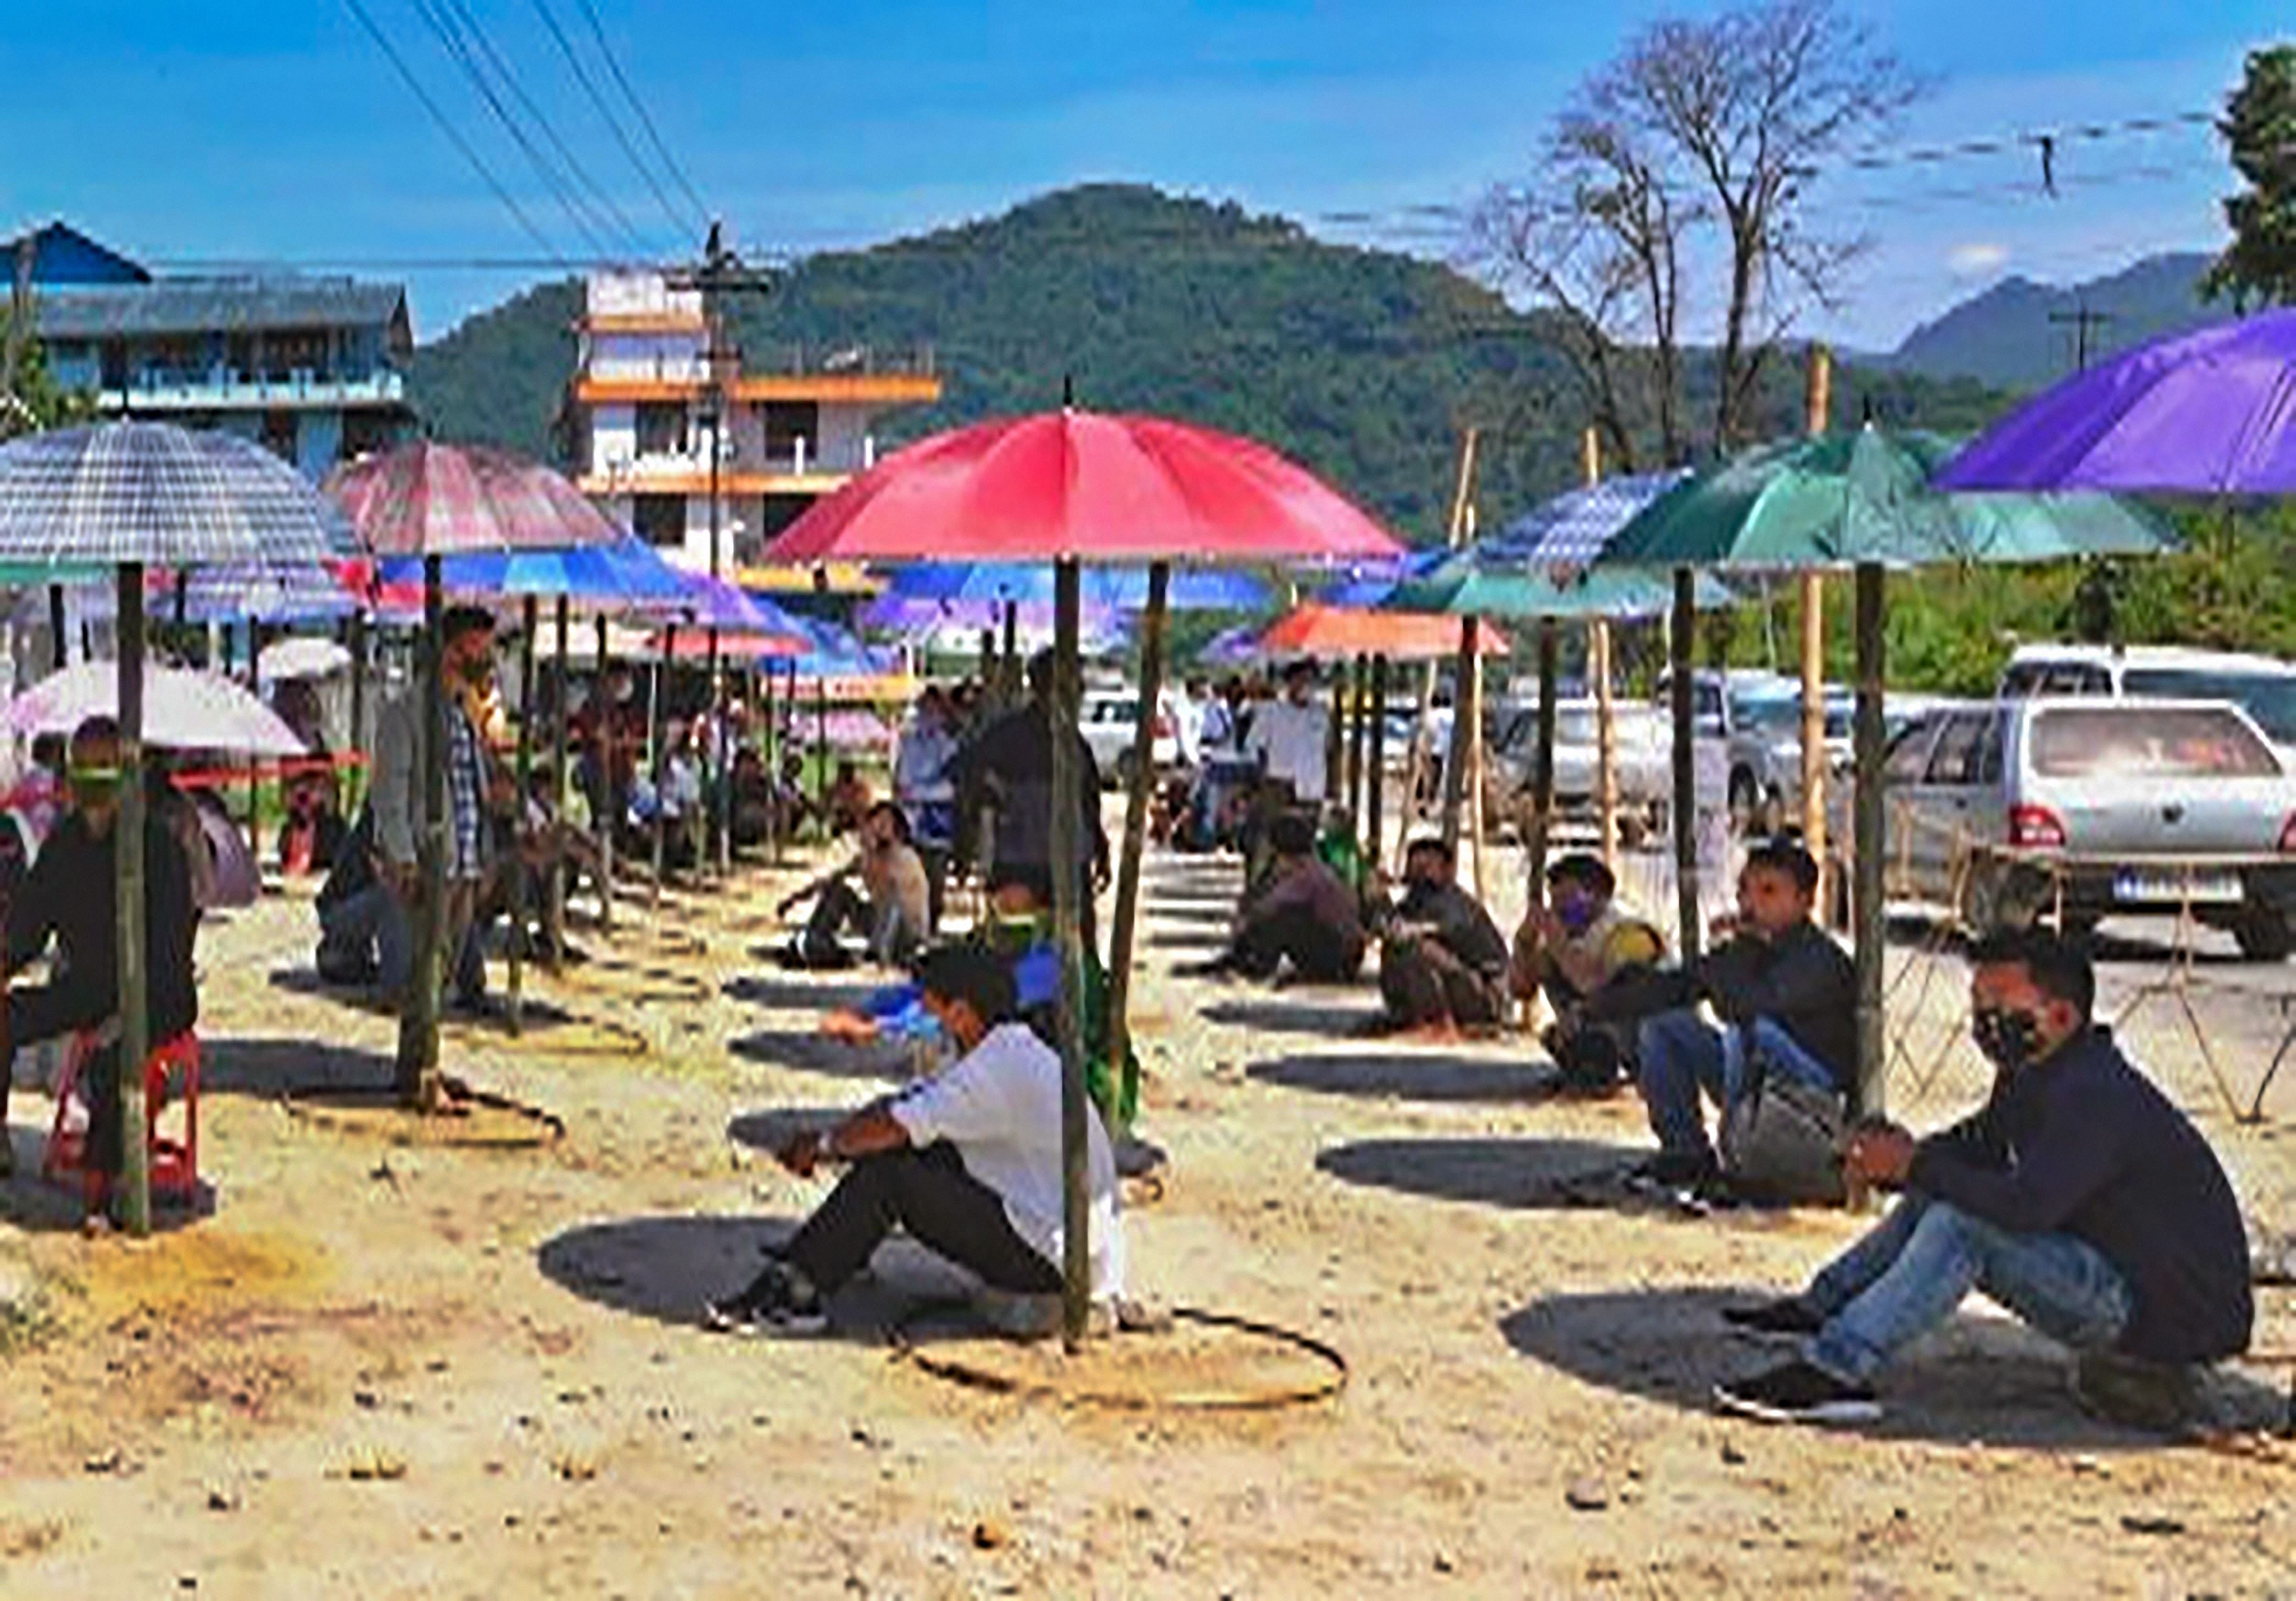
[1882, 252, 2225, 390]
[407, 183, 1999, 542]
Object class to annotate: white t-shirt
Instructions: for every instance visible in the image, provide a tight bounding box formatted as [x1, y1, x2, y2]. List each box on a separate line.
[887, 1022, 1126, 1301]
[1247, 696, 1331, 799]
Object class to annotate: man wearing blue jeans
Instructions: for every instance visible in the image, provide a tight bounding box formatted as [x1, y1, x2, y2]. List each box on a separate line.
[1634, 842, 1855, 1189]
[1715, 930, 2252, 1427]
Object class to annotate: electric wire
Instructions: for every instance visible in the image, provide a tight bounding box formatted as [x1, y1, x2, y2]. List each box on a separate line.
[338, 0, 568, 266]
[529, 0, 693, 244]
[570, 0, 711, 232]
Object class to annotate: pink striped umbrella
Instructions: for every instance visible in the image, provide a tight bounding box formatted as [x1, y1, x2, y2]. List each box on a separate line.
[325, 441, 621, 556]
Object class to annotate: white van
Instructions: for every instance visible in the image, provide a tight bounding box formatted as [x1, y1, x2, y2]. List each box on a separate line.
[1998, 644, 2296, 753]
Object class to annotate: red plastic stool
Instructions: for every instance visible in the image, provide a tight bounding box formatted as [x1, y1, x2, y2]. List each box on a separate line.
[42, 1029, 201, 1203]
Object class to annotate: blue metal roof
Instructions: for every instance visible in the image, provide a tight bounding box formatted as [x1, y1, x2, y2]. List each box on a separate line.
[33, 278, 410, 341]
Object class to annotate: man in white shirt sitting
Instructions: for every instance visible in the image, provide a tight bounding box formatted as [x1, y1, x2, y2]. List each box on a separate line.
[706, 943, 1126, 1335]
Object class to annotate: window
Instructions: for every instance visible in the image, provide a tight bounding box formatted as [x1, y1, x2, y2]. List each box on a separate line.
[2122, 669, 2296, 746]
[1884, 720, 1938, 784]
[635, 401, 687, 457]
[762, 402, 817, 461]
[633, 494, 685, 548]
[2030, 705, 2281, 779]
[1921, 713, 1989, 786]
[2000, 660, 2111, 697]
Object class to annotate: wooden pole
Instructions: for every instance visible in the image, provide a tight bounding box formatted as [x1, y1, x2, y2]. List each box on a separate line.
[246, 621, 263, 864]
[815, 675, 828, 828]
[1047, 558, 1091, 1348]
[1581, 428, 1620, 873]
[1325, 662, 1346, 816]
[1468, 640, 1489, 904]
[396, 554, 446, 1110]
[652, 624, 675, 904]
[595, 615, 615, 934]
[47, 583, 66, 670]
[1439, 616, 1474, 855]
[1346, 654, 1368, 843]
[1527, 617, 1560, 893]
[1104, 560, 1168, 1135]
[1001, 600, 1019, 704]
[709, 625, 729, 877]
[547, 596, 569, 967]
[1801, 345, 1833, 886]
[1407, 427, 1481, 870]
[1670, 567, 1701, 965]
[114, 563, 151, 1237]
[1853, 560, 1888, 1117]
[1367, 654, 1387, 871]
[508, 595, 537, 1036]
[761, 651, 781, 865]
[347, 610, 369, 816]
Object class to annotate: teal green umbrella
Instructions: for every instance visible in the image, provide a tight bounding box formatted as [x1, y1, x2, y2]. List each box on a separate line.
[1387, 559, 1728, 618]
[1596, 424, 2177, 1120]
[1599, 426, 2175, 570]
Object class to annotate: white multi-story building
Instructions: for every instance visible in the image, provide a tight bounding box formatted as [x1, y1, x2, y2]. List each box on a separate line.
[564, 270, 942, 573]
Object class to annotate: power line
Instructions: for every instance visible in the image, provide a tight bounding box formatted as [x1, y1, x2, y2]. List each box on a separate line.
[338, 0, 567, 266]
[529, 0, 690, 242]
[570, 0, 710, 231]
[407, 0, 615, 260]
[435, 0, 653, 257]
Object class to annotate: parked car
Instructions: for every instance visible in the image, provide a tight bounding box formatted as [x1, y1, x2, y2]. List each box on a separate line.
[1998, 643, 2296, 755]
[1834, 697, 2296, 958]
[1080, 688, 1180, 788]
[1488, 699, 1673, 838]
[1728, 682, 1853, 833]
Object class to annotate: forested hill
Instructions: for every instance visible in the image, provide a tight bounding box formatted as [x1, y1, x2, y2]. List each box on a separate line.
[407, 184, 1997, 542]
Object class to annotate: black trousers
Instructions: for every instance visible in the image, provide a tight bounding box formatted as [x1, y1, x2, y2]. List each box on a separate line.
[3, 984, 123, 1177]
[798, 880, 873, 966]
[784, 1141, 1062, 1297]
[1380, 936, 1503, 1028]
[1229, 901, 1364, 983]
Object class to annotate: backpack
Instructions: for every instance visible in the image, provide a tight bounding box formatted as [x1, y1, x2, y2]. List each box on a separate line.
[1721, 1050, 1848, 1206]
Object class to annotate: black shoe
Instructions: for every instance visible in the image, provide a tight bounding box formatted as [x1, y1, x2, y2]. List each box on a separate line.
[2070, 1351, 2199, 1435]
[1630, 1150, 1719, 1191]
[1722, 1297, 1826, 1337]
[1714, 1360, 1880, 1425]
[703, 1263, 828, 1338]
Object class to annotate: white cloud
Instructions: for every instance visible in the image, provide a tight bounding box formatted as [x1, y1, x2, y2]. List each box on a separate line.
[1947, 242, 2011, 278]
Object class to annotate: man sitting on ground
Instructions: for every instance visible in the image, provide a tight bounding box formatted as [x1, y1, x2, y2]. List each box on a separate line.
[775, 800, 932, 970]
[1512, 853, 1667, 1092]
[0, 717, 199, 1210]
[706, 943, 1124, 1335]
[1634, 841, 1855, 1190]
[1375, 837, 1510, 1037]
[1188, 812, 1365, 984]
[1713, 929, 2252, 1428]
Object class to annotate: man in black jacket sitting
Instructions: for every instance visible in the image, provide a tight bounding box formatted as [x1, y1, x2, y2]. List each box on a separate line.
[1634, 841, 1855, 1189]
[1375, 837, 1510, 1036]
[1713, 928, 2251, 1428]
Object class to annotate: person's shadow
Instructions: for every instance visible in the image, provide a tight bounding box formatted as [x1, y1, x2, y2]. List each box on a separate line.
[1503, 1283, 2292, 1447]
[1315, 1135, 1658, 1213]
[1252, 1053, 1556, 1104]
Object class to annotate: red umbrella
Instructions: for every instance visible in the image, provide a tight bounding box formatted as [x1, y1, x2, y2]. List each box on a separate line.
[1258, 602, 1509, 661]
[769, 406, 1401, 1342]
[764, 409, 1400, 565]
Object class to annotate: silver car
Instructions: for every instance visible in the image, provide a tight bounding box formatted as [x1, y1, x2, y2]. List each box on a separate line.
[1852, 697, 2296, 958]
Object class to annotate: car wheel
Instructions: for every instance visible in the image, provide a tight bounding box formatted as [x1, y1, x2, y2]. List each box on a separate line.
[1962, 860, 2041, 936]
[2234, 908, 2295, 963]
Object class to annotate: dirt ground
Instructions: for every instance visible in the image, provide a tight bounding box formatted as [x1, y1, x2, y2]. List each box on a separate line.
[3, 824, 2294, 1599]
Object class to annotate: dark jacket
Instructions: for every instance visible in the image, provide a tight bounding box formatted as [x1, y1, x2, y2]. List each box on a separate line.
[1696, 921, 1856, 1089]
[6, 807, 199, 1043]
[1908, 1025, 2251, 1365]
[1393, 879, 1509, 982]
[317, 806, 379, 912]
[950, 702, 1107, 875]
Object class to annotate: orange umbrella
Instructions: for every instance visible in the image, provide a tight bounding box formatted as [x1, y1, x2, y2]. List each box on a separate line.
[1256, 601, 1510, 661]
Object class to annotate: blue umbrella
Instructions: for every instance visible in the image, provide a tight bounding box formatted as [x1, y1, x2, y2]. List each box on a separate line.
[377, 535, 688, 607]
[1484, 469, 1693, 570]
[1315, 546, 1448, 608]
[883, 560, 1269, 612]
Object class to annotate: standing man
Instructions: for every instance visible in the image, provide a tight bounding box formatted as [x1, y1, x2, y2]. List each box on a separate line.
[1714, 930, 2251, 1430]
[893, 684, 960, 932]
[952, 649, 1108, 947]
[0, 717, 199, 1214]
[1241, 660, 1331, 884]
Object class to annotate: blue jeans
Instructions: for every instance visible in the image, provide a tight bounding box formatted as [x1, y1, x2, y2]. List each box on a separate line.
[1804, 1194, 2132, 1383]
[1635, 1009, 1838, 1165]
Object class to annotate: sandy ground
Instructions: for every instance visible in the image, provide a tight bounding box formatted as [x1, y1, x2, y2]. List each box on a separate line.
[3, 816, 2295, 1599]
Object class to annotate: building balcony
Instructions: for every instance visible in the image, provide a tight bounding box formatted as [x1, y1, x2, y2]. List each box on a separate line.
[574, 345, 941, 408]
[98, 368, 408, 413]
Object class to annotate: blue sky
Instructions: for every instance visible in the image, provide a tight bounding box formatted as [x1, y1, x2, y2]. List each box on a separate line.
[0, 1, 2281, 349]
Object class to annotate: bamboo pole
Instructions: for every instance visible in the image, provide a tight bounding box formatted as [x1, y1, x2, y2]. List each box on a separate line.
[347, 611, 369, 817]
[595, 616, 615, 934]
[652, 624, 675, 904]
[1367, 654, 1387, 871]
[1104, 560, 1168, 1135]
[1581, 428, 1619, 873]
[396, 554, 446, 1110]
[1467, 642, 1488, 904]
[547, 596, 569, 967]
[1047, 558, 1091, 1348]
[508, 595, 537, 1036]
[709, 625, 729, 877]
[1853, 560, 1888, 1117]
[761, 651, 781, 865]
[1801, 345, 1833, 888]
[246, 621, 263, 863]
[1439, 616, 1474, 856]
[1669, 568, 1701, 964]
[1526, 618, 1560, 892]
[114, 563, 151, 1237]
[1345, 653, 1368, 844]
[47, 583, 66, 669]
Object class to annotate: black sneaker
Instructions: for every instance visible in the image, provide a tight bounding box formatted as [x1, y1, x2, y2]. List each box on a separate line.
[1715, 1360, 1879, 1424]
[1722, 1297, 1827, 1337]
[703, 1263, 828, 1338]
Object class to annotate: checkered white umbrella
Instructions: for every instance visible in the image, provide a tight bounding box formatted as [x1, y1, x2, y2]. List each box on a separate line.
[0, 421, 359, 567]
[1481, 469, 1692, 571]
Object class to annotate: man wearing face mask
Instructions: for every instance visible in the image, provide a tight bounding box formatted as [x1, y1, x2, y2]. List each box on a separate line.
[1512, 853, 1667, 1092]
[0, 718, 198, 1209]
[1714, 929, 2252, 1428]
[1374, 836, 1511, 1036]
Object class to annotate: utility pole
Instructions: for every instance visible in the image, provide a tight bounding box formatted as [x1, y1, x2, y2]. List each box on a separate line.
[2048, 300, 2115, 372]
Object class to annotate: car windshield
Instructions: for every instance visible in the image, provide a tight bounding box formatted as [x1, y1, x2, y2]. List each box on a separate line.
[1554, 707, 1599, 743]
[2029, 706, 2282, 779]
[1739, 697, 1852, 739]
[2121, 669, 2296, 745]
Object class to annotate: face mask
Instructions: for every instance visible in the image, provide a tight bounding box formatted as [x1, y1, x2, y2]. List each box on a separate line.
[1555, 893, 1597, 933]
[1972, 1006, 2043, 1071]
[68, 765, 123, 808]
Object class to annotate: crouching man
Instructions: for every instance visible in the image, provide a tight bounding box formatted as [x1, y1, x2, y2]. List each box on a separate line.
[706, 943, 1124, 1335]
[1714, 929, 2252, 1428]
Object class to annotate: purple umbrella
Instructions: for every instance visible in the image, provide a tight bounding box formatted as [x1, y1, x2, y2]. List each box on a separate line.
[1935, 307, 2296, 495]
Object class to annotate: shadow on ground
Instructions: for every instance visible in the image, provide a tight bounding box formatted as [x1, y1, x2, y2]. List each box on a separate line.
[0, 1123, 218, 1233]
[1200, 995, 1380, 1037]
[1501, 1283, 2288, 1447]
[729, 1029, 908, 1083]
[1252, 1052, 1554, 1103]
[1316, 1135, 1649, 1213]
[723, 974, 895, 1015]
[1148, 929, 1227, 953]
[202, 1036, 400, 1098]
[726, 1105, 864, 1152]
[537, 1212, 978, 1339]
